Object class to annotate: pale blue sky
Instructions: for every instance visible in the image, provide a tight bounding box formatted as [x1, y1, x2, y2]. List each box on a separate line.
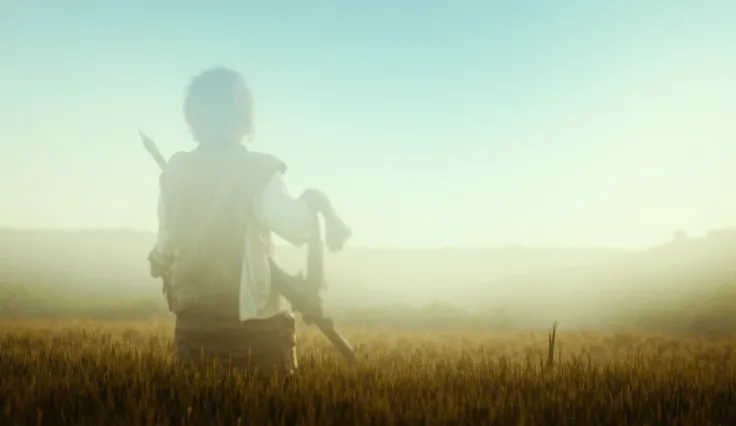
[1, 1, 735, 248]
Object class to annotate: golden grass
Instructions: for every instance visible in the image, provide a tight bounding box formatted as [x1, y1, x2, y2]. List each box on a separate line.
[2, 319, 736, 425]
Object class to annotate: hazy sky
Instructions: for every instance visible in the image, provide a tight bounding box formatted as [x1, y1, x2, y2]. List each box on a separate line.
[1, 1, 735, 248]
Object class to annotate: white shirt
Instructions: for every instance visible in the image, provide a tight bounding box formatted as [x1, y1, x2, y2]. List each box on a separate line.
[155, 172, 315, 321]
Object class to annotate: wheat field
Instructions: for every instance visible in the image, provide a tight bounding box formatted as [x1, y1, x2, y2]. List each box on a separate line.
[1, 318, 735, 425]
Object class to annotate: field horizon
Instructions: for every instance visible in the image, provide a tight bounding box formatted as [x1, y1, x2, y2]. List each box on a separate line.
[2, 226, 736, 332]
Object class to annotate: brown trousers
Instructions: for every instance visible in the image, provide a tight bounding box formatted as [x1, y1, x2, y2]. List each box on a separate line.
[173, 310, 297, 379]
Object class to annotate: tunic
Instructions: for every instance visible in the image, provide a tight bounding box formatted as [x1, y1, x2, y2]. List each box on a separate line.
[155, 143, 314, 378]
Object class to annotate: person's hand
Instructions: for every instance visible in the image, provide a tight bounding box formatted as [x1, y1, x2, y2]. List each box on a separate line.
[325, 217, 352, 252]
[147, 248, 173, 278]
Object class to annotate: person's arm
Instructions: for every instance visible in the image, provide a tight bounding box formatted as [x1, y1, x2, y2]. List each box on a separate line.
[257, 173, 352, 251]
[298, 189, 352, 251]
[148, 194, 174, 278]
[256, 173, 316, 246]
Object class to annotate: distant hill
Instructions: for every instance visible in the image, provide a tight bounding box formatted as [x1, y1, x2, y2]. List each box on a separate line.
[0, 228, 628, 307]
[468, 229, 736, 328]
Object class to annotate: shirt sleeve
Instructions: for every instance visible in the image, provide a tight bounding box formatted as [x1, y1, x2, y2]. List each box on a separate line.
[155, 195, 175, 255]
[256, 172, 315, 246]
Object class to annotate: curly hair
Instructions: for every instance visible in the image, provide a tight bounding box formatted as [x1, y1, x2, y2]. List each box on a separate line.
[183, 67, 254, 145]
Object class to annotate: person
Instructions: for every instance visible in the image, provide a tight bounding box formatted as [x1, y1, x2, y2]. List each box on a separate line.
[146, 67, 351, 380]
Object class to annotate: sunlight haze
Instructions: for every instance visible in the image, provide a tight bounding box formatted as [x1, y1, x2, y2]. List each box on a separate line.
[2, 1, 735, 248]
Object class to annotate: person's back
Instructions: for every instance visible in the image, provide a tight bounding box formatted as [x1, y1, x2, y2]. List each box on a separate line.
[147, 67, 351, 379]
[160, 145, 283, 317]
[161, 144, 295, 376]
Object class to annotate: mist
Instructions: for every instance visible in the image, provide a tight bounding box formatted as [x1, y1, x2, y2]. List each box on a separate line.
[2, 3, 736, 333]
[0, 227, 734, 334]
